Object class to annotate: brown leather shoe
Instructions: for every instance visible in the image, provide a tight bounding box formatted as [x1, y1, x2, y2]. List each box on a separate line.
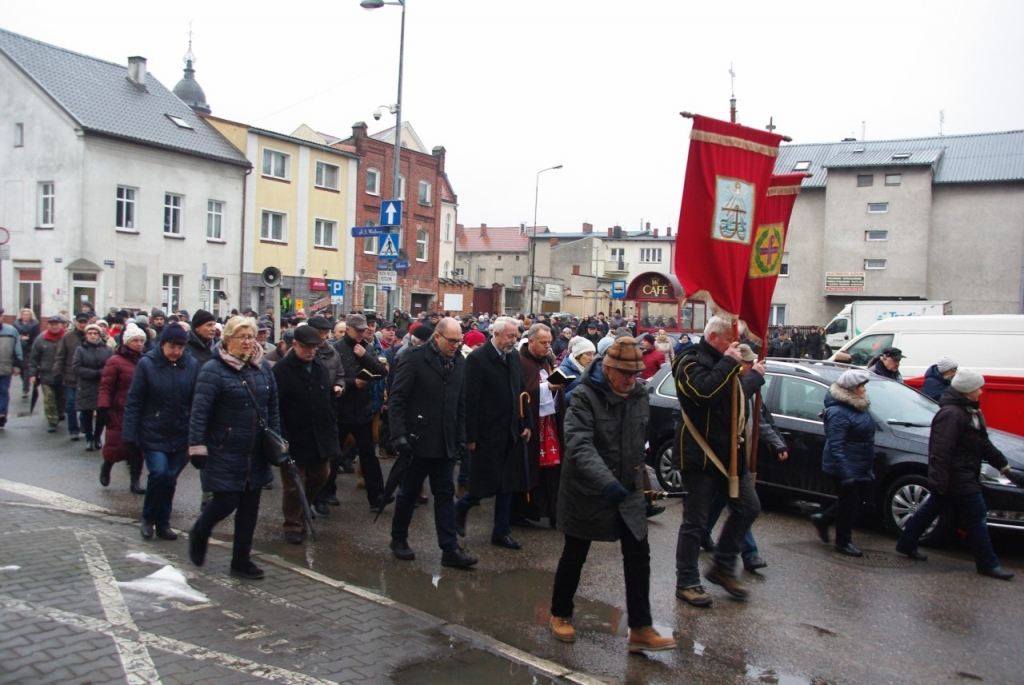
[550, 615, 576, 643]
[628, 626, 677, 653]
[706, 568, 749, 599]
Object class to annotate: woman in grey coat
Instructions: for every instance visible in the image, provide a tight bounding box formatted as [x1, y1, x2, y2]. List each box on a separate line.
[72, 323, 112, 451]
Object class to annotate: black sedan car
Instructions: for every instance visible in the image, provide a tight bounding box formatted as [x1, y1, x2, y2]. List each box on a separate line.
[645, 359, 1024, 545]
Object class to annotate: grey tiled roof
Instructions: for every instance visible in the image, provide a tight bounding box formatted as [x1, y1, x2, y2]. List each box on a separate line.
[776, 130, 1024, 187]
[0, 28, 250, 168]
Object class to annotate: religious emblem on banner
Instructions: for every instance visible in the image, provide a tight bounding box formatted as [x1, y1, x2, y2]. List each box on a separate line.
[713, 177, 755, 244]
[749, 222, 785, 278]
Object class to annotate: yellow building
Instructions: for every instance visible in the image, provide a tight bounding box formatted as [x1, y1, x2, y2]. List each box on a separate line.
[205, 116, 359, 316]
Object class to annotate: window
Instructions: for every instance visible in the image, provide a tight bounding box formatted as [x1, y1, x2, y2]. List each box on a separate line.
[418, 180, 432, 205]
[314, 218, 337, 248]
[885, 174, 902, 186]
[207, 200, 223, 240]
[363, 283, 377, 310]
[116, 186, 136, 229]
[857, 174, 874, 187]
[443, 260, 450, 278]
[366, 168, 381, 195]
[14, 123, 24, 147]
[315, 161, 340, 190]
[892, 152, 911, 160]
[639, 248, 662, 263]
[769, 304, 786, 326]
[845, 333, 895, 366]
[780, 252, 790, 277]
[163, 193, 183, 235]
[494, 268, 504, 284]
[261, 210, 286, 242]
[38, 182, 55, 227]
[262, 149, 290, 180]
[776, 377, 829, 422]
[513, 275, 522, 286]
[444, 213, 452, 241]
[416, 229, 428, 261]
[477, 267, 486, 286]
[868, 202, 889, 213]
[363, 220, 377, 254]
[398, 175, 406, 200]
[453, 267, 465, 278]
[166, 114, 193, 129]
[162, 274, 182, 312]
[864, 259, 887, 270]
[865, 230, 888, 241]
[18, 268, 42, 320]
[793, 160, 811, 171]
[610, 247, 625, 269]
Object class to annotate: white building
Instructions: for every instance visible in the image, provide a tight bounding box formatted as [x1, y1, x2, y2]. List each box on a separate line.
[0, 28, 250, 318]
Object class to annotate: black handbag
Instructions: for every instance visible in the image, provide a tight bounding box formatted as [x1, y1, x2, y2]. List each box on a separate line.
[241, 375, 289, 467]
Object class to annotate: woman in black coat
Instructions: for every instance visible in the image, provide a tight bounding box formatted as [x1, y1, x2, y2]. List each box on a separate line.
[188, 317, 280, 579]
[73, 323, 112, 451]
[14, 309, 40, 398]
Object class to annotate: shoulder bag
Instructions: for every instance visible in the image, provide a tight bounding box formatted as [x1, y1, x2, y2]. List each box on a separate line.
[241, 373, 289, 467]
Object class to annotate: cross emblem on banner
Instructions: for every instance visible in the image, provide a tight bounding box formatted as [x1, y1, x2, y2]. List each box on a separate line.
[759, 235, 779, 262]
[748, 222, 784, 279]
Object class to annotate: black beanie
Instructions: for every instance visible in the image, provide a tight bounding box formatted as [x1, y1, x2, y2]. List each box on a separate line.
[412, 324, 433, 342]
[191, 309, 216, 329]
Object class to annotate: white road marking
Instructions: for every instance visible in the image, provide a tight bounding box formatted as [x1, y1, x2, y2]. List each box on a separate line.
[0, 479, 110, 513]
[77, 530, 163, 684]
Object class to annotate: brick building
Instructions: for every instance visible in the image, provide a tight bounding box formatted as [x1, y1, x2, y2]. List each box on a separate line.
[336, 122, 459, 318]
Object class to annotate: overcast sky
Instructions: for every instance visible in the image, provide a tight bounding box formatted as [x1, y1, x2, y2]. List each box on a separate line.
[5, 0, 1023, 235]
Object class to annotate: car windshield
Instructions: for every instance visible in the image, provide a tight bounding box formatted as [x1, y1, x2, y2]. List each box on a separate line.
[867, 377, 938, 425]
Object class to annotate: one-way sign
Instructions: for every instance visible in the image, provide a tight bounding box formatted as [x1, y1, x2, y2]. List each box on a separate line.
[380, 201, 403, 227]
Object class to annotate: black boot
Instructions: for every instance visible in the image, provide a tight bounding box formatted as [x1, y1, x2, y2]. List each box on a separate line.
[85, 438, 96, 452]
[99, 461, 113, 487]
[129, 456, 146, 494]
[130, 478, 146, 495]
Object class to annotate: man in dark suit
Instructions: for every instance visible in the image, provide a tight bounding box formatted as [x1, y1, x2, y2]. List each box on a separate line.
[388, 318, 476, 568]
[455, 316, 533, 550]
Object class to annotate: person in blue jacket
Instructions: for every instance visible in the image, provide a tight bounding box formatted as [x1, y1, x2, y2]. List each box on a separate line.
[121, 324, 199, 541]
[921, 357, 957, 401]
[557, 336, 595, 404]
[187, 316, 280, 580]
[811, 368, 876, 556]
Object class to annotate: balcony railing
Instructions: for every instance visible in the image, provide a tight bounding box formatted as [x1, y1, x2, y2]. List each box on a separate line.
[604, 260, 629, 274]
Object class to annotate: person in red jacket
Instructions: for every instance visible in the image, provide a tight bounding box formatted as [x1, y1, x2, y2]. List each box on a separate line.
[97, 324, 148, 493]
[639, 333, 665, 380]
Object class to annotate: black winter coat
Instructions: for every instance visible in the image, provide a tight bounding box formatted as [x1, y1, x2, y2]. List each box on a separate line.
[187, 330, 216, 366]
[766, 337, 795, 358]
[189, 347, 279, 492]
[927, 388, 1008, 495]
[273, 350, 341, 464]
[333, 334, 386, 424]
[122, 346, 199, 453]
[921, 365, 951, 402]
[673, 338, 742, 474]
[55, 328, 85, 386]
[821, 384, 876, 481]
[29, 333, 62, 385]
[388, 342, 466, 460]
[73, 339, 112, 411]
[464, 342, 533, 497]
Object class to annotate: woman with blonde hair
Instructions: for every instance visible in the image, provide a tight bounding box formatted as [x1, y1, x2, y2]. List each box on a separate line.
[654, 329, 674, 364]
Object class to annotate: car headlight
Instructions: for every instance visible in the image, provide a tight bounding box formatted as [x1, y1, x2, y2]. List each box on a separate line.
[980, 463, 1012, 485]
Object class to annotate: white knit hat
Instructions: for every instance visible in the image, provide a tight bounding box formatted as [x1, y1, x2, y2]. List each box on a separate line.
[936, 357, 958, 373]
[952, 368, 984, 394]
[122, 323, 146, 344]
[568, 336, 596, 360]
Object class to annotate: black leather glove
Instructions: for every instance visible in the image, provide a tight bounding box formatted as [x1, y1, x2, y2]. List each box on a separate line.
[602, 481, 630, 506]
[190, 455, 207, 470]
[1005, 469, 1024, 488]
[392, 436, 412, 456]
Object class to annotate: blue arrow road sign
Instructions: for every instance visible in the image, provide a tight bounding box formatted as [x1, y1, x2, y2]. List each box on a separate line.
[380, 201, 403, 227]
[378, 233, 400, 259]
[394, 260, 410, 271]
[351, 225, 389, 237]
[329, 280, 345, 296]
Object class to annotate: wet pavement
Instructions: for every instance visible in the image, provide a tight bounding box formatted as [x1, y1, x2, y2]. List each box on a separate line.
[2, 402, 1024, 684]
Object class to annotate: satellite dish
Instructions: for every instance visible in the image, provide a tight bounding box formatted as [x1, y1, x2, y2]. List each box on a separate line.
[261, 267, 282, 288]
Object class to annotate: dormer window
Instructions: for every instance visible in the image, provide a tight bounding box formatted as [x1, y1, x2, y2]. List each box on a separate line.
[892, 152, 911, 160]
[166, 114, 193, 130]
[793, 160, 811, 171]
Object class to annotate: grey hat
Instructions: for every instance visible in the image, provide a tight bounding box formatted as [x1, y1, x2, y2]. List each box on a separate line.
[952, 368, 984, 394]
[47, 314, 64, 323]
[737, 344, 758, 362]
[836, 368, 871, 389]
[936, 357, 958, 373]
[346, 313, 368, 330]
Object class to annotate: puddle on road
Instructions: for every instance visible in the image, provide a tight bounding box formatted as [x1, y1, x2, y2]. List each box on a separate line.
[391, 648, 566, 685]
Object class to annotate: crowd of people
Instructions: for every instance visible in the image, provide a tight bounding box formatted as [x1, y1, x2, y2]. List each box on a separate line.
[2, 302, 1022, 654]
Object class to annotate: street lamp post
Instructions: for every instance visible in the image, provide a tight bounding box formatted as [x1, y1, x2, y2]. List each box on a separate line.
[528, 164, 562, 315]
[361, 0, 406, 317]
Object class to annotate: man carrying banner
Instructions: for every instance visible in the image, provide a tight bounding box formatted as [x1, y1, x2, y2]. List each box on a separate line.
[673, 316, 761, 607]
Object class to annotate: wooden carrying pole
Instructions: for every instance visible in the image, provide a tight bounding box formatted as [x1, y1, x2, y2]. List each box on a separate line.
[729, 376, 740, 498]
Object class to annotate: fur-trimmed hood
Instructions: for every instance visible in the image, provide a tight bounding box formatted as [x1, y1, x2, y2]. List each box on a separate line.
[827, 383, 870, 412]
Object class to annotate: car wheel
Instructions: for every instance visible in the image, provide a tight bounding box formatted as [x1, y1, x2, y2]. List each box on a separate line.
[881, 474, 952, 546]
[654, 440, 683, 493]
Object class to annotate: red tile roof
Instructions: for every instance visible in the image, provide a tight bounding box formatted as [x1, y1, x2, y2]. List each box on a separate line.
[456, 225, 538, 252]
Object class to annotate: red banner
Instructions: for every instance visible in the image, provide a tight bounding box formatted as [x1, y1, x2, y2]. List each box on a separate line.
[674, 115, 783, 317]
[739, 173, 806, 342]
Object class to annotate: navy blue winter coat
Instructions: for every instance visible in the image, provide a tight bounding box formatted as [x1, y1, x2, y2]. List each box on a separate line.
[121, 346, 199, 453]
[189, 347, 280, 492]
[821, 383, 876, 481]
[920, 364, 951, 402]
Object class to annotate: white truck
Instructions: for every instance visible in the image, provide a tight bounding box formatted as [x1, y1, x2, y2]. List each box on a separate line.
[823, 300, 951, 352]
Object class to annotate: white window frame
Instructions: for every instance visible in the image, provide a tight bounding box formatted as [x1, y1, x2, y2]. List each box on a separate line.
[260, 210, 287, 243]
[314, 218, 337, 248]
[14, 123, 24, 147]
[769, 304, 786, 326]
[207, 200, 224, 240]
[261, 148, 290, 180]
[444, 213, 452, 242]
[363, 220, 377, 254]
[163, 193, 183, 236]
[363, 283, 377, 310]
[793, 161, 810, 171]
[366, 168, 381, 196]
[779, 252, 790, 277]
[443, 260, 450, 278]
[512, 275, 523, 286]
[639, 247, 662, 263]
[416, 229, 428, 261]
[864, 259, 887, 270]
[315, 161, 340, 191]
[116, 186, 136, 230]
[418, 180, 432, 206]
[867, 202, 889, 214]
[885, 174, 902, 186]
[39, 182, 55, 227]
[398, 175, 406, 200]
[865, 230, 888, 241]
[162, 274, 182, 312]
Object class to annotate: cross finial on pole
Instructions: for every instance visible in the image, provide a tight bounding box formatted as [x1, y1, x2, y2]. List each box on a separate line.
[766, 117, 776, 133]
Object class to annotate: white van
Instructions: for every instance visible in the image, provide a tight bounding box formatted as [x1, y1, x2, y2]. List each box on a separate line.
[832, 315, 1024, 378]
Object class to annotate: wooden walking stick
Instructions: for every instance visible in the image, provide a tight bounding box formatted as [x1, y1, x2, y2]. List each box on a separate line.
[729, 376, 740, 498]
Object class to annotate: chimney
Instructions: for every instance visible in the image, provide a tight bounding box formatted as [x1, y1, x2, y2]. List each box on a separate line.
[352, 121, 369, 140]
[480, 223, 487, 237]
[572, 265, 581, 275]
[613, 225, 623, 239]
[431, 145, 446, 171]
[582, 222, 593, 234]
[127, 56, 147, 87]
[520, 222, 526, 235]
[667, 226, 672, 237]
[646, 222, 651, 231]
[456, 223, 464, 238]
[607, 227, 613, 237]
[654, 228, 659, 237]
[550, 237, 558, 247]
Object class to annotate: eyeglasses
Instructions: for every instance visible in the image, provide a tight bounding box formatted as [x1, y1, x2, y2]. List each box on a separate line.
[439, 335, 464, 345]
[609, 367, 642, 378]
[231, 335, 256, 342]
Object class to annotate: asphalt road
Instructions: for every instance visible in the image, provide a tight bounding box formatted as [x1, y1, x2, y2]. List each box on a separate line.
[2, 403, 1022, 685]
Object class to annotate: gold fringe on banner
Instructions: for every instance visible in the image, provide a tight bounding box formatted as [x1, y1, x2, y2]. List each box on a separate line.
[690, 130, 780, 158]
[767, 185, 802, 196]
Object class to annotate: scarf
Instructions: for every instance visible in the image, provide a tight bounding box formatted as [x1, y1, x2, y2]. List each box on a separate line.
[43, 328, 66, 343]
[116, 344, 142, 365]
[567, 354, 587, 375]
[217, 340, 264, 371]
[430, 339, 455, 377]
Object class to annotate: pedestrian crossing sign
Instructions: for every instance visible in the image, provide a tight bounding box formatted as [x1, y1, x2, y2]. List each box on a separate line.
[378, 233, 400, 259]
